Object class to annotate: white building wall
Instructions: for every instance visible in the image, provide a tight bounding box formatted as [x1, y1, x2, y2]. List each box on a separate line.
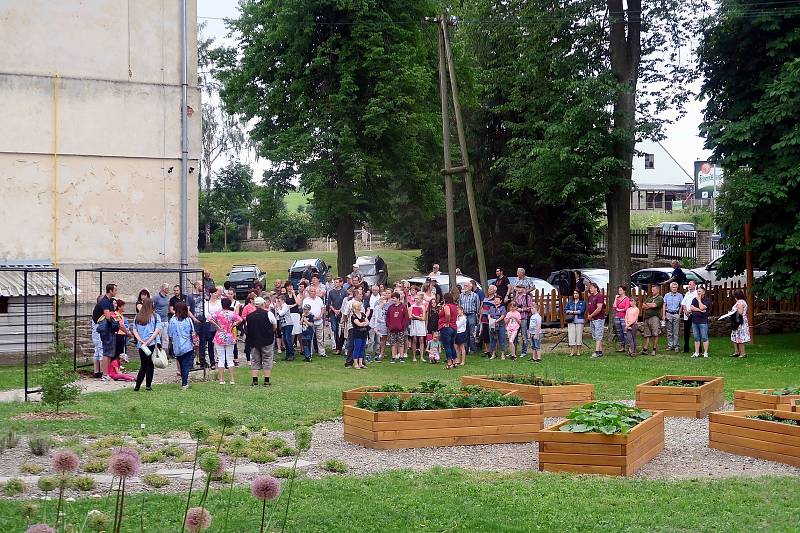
[0, 0, 200, 270]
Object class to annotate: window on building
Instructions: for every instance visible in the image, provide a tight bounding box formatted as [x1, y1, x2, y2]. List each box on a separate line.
[0, 296, 8, 314]
[644, 153, 655, 169]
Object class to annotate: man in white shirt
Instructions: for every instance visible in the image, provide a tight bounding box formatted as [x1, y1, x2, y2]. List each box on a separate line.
[680, 280, 698, 353]
[428, 263, 441, 277]
[514, 267, 535, 291]
[302, 286, 326, 357]
[368, 285, 381, 312]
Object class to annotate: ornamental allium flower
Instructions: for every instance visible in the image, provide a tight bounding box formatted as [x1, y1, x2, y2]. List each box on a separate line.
[189, 421, 212, 441]
[51, 449, 80, 474]
[185, 506, 212, 533]
[25, 525, 56, 533]
[115, 447, 141, 462]
[108, 449, 140, 478]
[198, 451, 223, 475]
[37, 476, 57, 492]
[217, 411, 238, 428]
[251, 475, 281, 501]
[86, 509, 111, 532]
[21, 502, 39, 520]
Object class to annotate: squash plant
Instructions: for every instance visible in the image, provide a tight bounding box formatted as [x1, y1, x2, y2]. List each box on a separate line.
[560, 401, 652, 435]
[657, 379, 705, 387]
[355, 390, 524, 412]
[760, 386, 800, 396]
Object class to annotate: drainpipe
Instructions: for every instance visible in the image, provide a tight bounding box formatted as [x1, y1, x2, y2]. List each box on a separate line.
[179, 0, 189, 268]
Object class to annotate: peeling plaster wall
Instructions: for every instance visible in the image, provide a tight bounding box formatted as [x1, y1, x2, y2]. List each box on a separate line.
[0, 0, 200, 268]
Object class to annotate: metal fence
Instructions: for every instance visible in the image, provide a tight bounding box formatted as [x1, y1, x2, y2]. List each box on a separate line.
[0, 267, 75, 400]
[657, 230, 697, 261]
[631, 230, 648, 258]
[72, 268, 203, 371]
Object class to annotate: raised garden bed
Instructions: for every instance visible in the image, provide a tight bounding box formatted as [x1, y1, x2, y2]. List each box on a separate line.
[461, 375, 594, 416]
[709, 410, 800, 467]
[733, 387, 800, 412]
[635, 375, 724, 418]
[343, 391, 543, 449]
[535, 404, 665, 476]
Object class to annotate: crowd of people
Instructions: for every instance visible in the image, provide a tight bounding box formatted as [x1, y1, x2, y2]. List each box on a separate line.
[89, 260, 751, 389]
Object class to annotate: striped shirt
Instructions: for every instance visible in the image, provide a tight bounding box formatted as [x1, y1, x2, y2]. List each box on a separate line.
[459, 291, 480, 315]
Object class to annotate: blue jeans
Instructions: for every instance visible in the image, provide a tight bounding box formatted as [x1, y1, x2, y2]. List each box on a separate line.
[440, 327, 456, 361]
[520, 317, 530, 354]
[614, 317, 626, 348]
[176, 350, 193, 386]
[302, 339, 312, 360]
[352, 337, 367, 359]
[465, 314, 478, 353]
[282, 325, 295, 359]
[692, 322, 709, 342]
[329, 312, 343, 351]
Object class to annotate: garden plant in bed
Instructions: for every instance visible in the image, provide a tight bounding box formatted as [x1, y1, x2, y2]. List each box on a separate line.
[461, 374, 594, 416]
[341, 380, 450, 405]
[635, 375, 724, 418]
[343, 387, 543, 449]
[709, 409, 800, 467]
[734, 386, 800, 411]
[536, 401, 665, 476]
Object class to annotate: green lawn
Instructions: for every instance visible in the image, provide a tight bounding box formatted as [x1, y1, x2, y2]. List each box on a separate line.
[199, 248, 421, 286]
[3, 469, 799, 532]
[284, 190, 311, 212]
[3, 333, 799, 436]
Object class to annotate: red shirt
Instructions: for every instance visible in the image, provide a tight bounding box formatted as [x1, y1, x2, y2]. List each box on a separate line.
[438, 303, 458, 330]
[588, 292, 606, 320]
[385, 302, 409, 332]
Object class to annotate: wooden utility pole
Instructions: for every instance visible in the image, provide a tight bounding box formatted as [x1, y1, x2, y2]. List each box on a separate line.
[745, 221, 755, 342]
[438, 15, 488, 287]
[438, 26, 457, 292]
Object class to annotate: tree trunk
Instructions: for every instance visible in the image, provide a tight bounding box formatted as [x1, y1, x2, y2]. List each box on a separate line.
[205, 171, 212, 250]
[223, 218, 229, 251]
[336, 215, 356, 279]
[606, 0, 641, 299]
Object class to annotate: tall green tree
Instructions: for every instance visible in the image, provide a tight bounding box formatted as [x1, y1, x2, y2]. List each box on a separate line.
[699, 0, 800, 297]
[213, 162, 255, 251]
[215, 0, 441, 276]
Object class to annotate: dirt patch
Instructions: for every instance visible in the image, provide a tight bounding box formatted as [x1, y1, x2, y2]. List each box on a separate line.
[11, 411, 94, 421]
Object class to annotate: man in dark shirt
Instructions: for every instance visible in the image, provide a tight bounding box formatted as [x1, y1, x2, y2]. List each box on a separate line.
[245, 297, 277, 385]
[494, 267, 510, 301]
[168, 284, 186, 320]
[665, 260, 688, 287]
[92, 283, 118, 379]
[326, 277, 348, 354]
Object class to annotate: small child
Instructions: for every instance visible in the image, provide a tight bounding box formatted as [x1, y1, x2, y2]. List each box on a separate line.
[426, 330, 441, 364]
[504, 302, 522, 360]
[301, 304, 315, 362]
[528, 303, 543, 362]
[455, 306, 467, 366]
[625, 299, 640, 357]
[108, 353, 135, 382]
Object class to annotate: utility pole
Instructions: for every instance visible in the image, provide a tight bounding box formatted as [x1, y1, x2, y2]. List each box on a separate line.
[437, 25, 457, 292]
[432, 14, 488, 288]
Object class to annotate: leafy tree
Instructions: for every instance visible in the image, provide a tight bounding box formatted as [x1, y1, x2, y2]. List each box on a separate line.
[40, 332, 80, 414]
[214, 0, 441, 276]
[699, 0, 800, 297]
[213, 162, 255, 251]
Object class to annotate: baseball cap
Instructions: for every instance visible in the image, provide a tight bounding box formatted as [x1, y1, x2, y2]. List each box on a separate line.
[254, 296, 266, 306]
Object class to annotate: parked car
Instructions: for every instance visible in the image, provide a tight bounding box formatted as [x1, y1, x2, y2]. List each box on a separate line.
[355, 255, 389, 287]
[487, 276, 557, 294]
[657, 221, 696, 248]
[547, 269, 609, 294]
[288, 258, 330, 290]
[691, 257, 767, 287]
[630, 268, 707, 291]
[226, 264, 266, 300]
[404, 274, 481, 295]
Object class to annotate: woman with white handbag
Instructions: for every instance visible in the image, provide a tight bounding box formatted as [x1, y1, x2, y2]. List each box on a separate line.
[131, 297, 161, 391]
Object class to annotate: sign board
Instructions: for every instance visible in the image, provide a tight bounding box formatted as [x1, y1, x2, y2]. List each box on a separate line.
[694, 161, 724, 199]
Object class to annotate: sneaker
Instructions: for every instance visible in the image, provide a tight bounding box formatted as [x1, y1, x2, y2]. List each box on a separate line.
[390, 359, 396, 364]
[251, 382, 259, 386]
[691, 353, 699, 358]
[399, 358, 406, 363]
[703, 352, 709, 358]
[145, 387, 153, 391]
[101, 375, 111, 381]
[264, 381, 271, 386]
[640, 348, 648, 355]
[219, 381, 226, 385]
[94, 372, 102, 378]
[674, 347, 680, 353]
[592, 352, 604, 358]
[181, 385, 189, 391]
[234, 360, 240, 367]
[650, 350, 656, 356]
[374, 356, 382, 362]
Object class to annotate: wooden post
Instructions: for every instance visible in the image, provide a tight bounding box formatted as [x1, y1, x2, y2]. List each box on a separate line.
[745, 221, 754, 342]
[440, 15, 488, 287]
[437, 26, 457, 292]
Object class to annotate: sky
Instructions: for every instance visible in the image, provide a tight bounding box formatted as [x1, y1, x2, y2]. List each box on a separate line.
[197, 0, 712, 181]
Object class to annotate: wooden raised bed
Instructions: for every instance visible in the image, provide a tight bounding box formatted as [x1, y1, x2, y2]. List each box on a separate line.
[734, 389, 800, 412]
[535, 411, 665, 476]
[342, 387, 415, 406]
[461, 375, 594, 416]
[635, 375, 724, 418]
[709, 410, 800, 467]
[343, 401, 544, 449]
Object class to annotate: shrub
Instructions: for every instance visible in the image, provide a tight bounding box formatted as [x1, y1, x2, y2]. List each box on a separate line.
[141, 451, 165, 464]
[176, 453, 195, 463]
[90, 435, 126, 449]
[271, 467, 301, 479]
[37, 476, 57, 493]
[28, 435, 54, 456]
[84, 459, 107, 473]
[3, 477, 26, 496]
[276, 446, 297, 458]
[212, 471, 234, 483]
[39, 337, 81, 413]
[2, 429, 20, 448]
[20, 463, 44, 475]
[142, 473, 170, 488]
[71, 475, 96, 491]
[321, 459, 348, 474]
[294, 426, 312, 452]
[248, 450, 277, 464]
[162, 444, 184, 457]
[90, 448, 112, 459]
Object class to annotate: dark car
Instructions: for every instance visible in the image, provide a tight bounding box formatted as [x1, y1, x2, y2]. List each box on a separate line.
[355, 255, 389, 287]
[225, 264, 266, 300]
[630, 268, 707, 291]
[288, 258, 330, 290]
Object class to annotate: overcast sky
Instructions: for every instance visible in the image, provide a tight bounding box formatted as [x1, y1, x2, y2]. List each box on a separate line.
[197, 0, 712, 179]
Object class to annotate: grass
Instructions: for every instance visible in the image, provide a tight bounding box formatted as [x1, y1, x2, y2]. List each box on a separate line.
[628, 208, 714, 230]
[199, 248, 421, 286]
[284, 190, 311, 212]
[2, 469, 800, 531]
[2, 332, 799, 436]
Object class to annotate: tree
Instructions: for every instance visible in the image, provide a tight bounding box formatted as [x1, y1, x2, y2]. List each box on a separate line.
[198, 23, 246, 250]
[699, 0, 800, 298]
[214, 0, 441, 276]
[213, 162, 255, 251]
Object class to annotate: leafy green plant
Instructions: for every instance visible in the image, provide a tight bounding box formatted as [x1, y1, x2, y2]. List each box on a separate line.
[28, 434, 54, 456]
[2, 429, 20, 448]
[294, 426, 312, 452]
[657, 379, 705, 387]
[357, 390, 524, 412]
[141, 451, 165, 464]
[747, 412, 800, 426]
[276, 446, 297, 457]
[409, 379, 448, 393]
[84, 458, 107, 473]
[374, 395, 403, 411]
[142, 473, 171, 488]
[20, 463, 44, 474]
[272, 466, 302, 479]
[377, 383, 405, 392]
[39, 333, 81, 413]
[761, 386, 800, 396]
[3, 477, 26, 496]
[561, 402, 653, 435]
[162, 443, 185, 457]
[488, 374, 574, 386]
[321, 459, 348, 474]
[70, 475, 97, 491]
[249, 450, 278, 464]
